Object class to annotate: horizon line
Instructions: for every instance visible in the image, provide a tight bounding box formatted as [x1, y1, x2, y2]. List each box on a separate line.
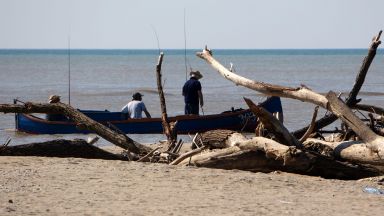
[0, 48, 375, 50]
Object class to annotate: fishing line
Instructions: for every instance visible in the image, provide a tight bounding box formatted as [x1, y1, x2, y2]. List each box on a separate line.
[68, 35, 71, 105]
[184, 8, 188, 81]
[68, 1, 72, 105]
[151, 25, 161, 54]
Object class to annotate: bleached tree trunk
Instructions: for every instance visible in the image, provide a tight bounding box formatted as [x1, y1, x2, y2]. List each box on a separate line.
[196, 47, 328, 109]
[177, 135, 379, 179]
[0, 102, 151, 155]
[304, 138, 384, 166]
[326, 91, 384, 162]
[155, 52, 177, 149]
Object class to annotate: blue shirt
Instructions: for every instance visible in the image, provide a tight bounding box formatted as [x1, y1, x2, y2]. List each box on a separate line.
[182, 78, 201, 104]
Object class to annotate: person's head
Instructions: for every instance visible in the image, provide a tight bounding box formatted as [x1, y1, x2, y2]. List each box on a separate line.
[132, 92, 143, 101]
[48, 95, 61, 103]
[190, 71, 203, 80]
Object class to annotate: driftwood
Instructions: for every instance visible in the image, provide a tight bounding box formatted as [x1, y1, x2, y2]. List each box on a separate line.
[155, 52, 177, 149]
[293, 30, 382, 137]
[0, 139, 127, 160]
[196, 29, 381, 113]
[299, 106, 319, 143]
[326, 91, 384, 164]
[170, 147, 205, 165]
[193, 31, 384, 177]
[0, 102, 152, 155]
[196, 46, 328, 109]
[353, 103, 384, 116]
[177, 132, 379, 179]
[244, 97, 301, 148]
[303, 138, 383, 168]
[1, 32, 383, 180]
[137, 146, 162, 162]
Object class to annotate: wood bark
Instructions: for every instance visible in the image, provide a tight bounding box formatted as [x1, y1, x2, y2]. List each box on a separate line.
[177, 135, 379, 179]
[353, 103, 384, 115]
[346, 30, 382, 105]
[244, 97, 301, 147]
[303, 138, 384, 167]
[299, 106, 319, 143]
[0, 102, 151, 155]
[198, 129, 242, 148]
[170, 147, 205, 165]
[326, 91, 384, 164]
[155, 52, 177, 149]
[0, 139, 127, 160]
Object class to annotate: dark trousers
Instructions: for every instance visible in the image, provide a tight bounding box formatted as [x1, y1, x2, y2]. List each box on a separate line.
[185, 103, 199, 115]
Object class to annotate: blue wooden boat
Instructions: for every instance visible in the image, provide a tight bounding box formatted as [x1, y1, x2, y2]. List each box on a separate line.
[15, 97, 282, 134]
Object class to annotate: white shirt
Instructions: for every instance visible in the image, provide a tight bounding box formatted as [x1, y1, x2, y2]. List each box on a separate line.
[121, 100, 147, 118]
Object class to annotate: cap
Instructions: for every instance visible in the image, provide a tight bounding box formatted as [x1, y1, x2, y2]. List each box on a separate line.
[132, 92, 143, 100]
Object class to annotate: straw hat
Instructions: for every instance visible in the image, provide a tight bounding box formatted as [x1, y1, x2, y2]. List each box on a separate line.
[48, 95, 61, 103]
[190, 71, 203, 79]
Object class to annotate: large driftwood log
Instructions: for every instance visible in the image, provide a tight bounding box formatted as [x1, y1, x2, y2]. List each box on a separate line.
[303, 138, 384, 167]
[155, 52, 177, 148]
[326, 91, 384, 164]
[196, 47, 328, 108]
[0, 102, 151, 155]
[0, 139, 127, 160]
[177, 134, 379, 179]
[293, 30, 382, 137]
[244, 97, 301, 147]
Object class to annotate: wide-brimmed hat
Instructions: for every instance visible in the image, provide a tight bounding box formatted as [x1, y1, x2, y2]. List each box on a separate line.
[132, 92, 143, 100]
[48, 95, 61, 103]
[190, 70, 203, 79]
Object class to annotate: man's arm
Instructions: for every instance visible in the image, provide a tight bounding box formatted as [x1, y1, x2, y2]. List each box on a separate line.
[144, 109, 151, 118]
[198, 90, 204, 107]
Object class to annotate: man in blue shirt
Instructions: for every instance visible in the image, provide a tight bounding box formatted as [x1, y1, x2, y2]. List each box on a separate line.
[182, 71, 204, 115]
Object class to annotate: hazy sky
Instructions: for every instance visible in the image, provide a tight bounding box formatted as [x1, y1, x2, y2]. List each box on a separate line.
[0, 0, 383, 49]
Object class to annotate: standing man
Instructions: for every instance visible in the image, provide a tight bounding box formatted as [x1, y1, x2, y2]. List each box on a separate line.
[122, 92, 151, 118]
[182, 71, 204, 115]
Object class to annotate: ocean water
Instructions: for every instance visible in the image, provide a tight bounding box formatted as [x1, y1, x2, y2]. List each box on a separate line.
[1, 49, 384, 145]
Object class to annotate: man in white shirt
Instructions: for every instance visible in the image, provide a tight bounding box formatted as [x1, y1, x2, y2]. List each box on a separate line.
[121, 92, 151, 118]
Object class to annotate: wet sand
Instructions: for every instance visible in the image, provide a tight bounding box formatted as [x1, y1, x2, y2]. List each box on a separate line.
[1, 145, 384, 216]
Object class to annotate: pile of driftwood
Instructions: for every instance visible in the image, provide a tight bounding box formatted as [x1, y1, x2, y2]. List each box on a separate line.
[1, 31, 383, 180]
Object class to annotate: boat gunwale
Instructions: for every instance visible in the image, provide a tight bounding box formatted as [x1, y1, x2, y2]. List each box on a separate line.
[17, 108, 252, 125]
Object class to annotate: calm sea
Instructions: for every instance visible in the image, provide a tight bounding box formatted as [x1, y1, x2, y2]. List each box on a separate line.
[1, 49, 384, 145]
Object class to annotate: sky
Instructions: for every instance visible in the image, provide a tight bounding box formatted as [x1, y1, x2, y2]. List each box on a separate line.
[0, 0, 383, 49]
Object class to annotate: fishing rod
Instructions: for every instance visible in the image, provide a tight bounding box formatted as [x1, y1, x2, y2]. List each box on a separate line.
[68, 35, 71, 105]
[184, 8, 188, 81]
[151, 25, 161, 54]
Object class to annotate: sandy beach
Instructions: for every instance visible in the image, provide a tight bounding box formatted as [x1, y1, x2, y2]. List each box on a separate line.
[1, 145, 384, 216]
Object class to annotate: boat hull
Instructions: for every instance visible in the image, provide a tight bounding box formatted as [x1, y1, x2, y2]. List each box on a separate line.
[15, 97, 282, 135]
